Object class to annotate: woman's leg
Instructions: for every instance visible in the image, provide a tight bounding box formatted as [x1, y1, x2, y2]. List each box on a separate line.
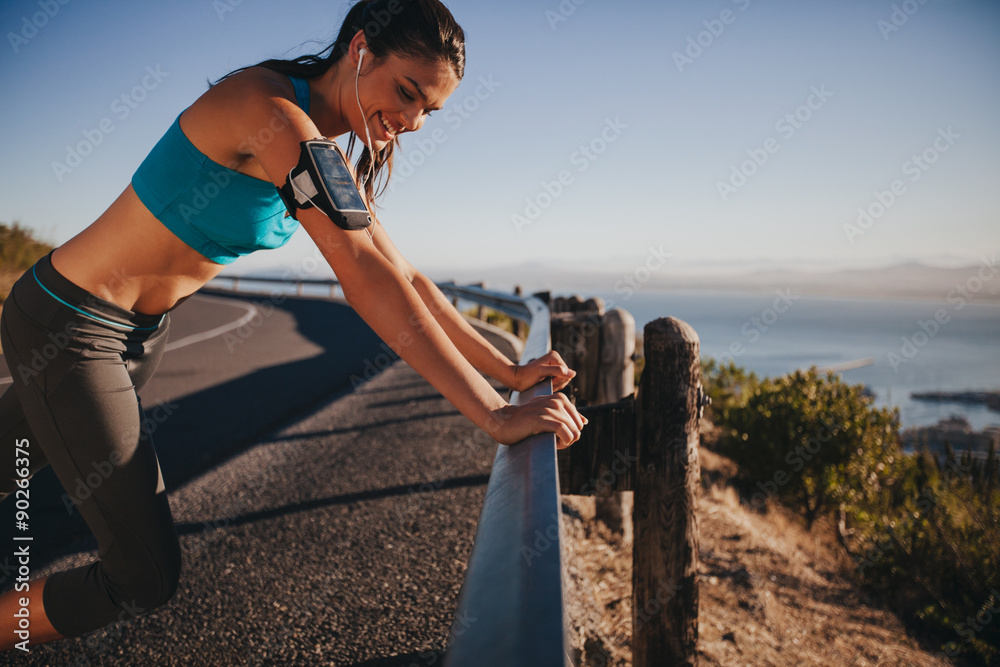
[0, 384, 49, 502]
[0, 386, 63, 648]
[0, 265, 180, 645]
[0, 577, 63, 649]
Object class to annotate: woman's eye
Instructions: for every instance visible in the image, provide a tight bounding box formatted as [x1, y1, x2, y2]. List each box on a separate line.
[398, 85, 414, 102]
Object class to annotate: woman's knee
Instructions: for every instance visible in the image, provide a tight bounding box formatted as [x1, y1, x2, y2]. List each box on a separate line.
[107, 533, 182, 612]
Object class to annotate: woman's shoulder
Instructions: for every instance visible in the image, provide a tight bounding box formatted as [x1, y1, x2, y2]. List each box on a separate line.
[181, 66, 306, 167]
[210, 66, 298, 105]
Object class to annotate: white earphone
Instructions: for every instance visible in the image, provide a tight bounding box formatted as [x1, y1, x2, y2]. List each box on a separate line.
[355, 45, 376, 239]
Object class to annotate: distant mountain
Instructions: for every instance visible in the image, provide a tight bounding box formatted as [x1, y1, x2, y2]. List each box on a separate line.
[425, 258, 1000, 302]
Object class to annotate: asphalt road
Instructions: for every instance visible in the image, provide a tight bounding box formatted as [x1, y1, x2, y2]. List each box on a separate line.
[0, 289, 511, 666]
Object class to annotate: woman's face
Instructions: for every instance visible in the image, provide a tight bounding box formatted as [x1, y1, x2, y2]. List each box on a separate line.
[350, 52, 460, 151]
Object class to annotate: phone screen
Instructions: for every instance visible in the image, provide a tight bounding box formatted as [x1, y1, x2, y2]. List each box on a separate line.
[309, 143, 369, 212]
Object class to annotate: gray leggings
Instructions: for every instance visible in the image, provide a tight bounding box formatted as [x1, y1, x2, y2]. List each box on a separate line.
[0, 252, 181, 638]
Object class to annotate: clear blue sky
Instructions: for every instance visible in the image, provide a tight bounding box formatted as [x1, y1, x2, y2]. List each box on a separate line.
[1, 0, 998, 279]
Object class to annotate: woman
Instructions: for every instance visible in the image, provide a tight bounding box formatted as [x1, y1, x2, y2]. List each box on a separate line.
[0, 0, 585, 648]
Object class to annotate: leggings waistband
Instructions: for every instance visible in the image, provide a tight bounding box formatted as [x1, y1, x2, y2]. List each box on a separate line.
[28, 251, 165, 332]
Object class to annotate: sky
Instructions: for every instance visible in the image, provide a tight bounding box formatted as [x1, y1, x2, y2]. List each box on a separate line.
[1, 0, 998, 281]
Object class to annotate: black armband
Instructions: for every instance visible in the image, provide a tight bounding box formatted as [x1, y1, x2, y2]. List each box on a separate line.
[277, 139, 372, 231]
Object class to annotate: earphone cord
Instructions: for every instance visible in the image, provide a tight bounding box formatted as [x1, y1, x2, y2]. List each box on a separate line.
[355, 52, 376, 241]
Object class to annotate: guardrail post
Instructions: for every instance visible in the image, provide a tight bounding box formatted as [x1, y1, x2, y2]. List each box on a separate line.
[552, 302, 636, 536]
[513, 286, 526, 339]
[634, 317, 700, 666]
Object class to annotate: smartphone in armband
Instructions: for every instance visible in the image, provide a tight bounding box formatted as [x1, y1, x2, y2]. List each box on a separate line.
[278, 139, 372, 231]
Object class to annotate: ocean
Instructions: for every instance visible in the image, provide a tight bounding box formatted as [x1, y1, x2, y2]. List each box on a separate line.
[569, 289, 1000, 432]
[212, 278, 999, 432]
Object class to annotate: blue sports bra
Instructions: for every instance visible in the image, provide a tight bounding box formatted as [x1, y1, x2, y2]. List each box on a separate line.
[131, 76, 311, 265]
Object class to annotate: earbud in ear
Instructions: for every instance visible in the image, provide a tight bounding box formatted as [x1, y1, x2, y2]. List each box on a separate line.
[357, 48, 367, 72]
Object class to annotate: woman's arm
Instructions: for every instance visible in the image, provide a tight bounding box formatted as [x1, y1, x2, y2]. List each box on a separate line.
[369, 218, 577, 392]
[223, 70, 584, 446]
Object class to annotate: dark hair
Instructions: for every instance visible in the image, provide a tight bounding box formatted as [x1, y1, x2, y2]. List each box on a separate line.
[218, 0, 465, 206]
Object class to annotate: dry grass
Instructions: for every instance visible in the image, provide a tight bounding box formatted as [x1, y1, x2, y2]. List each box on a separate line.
[0, 269, 22, 318]
[560, 422, 954, 667]
[0, 268, 19, 301]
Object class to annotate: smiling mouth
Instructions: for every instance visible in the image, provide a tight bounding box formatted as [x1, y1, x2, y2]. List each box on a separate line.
[378, 112, 399, 138]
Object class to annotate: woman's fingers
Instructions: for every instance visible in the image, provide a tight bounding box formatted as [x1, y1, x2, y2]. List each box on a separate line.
[491, 392, 587, 448]
[517, 350, 578, 392]
[535, 393, 585, 448]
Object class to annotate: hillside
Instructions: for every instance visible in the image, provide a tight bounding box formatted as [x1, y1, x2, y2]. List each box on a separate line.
[561, 424, 954, 666]
[0, 222, 54, 311]
[431, 258, 1000, 303]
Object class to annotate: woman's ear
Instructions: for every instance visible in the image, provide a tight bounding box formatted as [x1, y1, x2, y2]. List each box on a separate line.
[350, 29, 370, 72]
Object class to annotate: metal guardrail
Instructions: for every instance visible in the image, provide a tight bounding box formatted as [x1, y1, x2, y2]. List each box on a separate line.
[208, 276, 570, 664]
[209, 275, 342, 298]
[437, 284, 570, 667]
[206, 276, 702, 664]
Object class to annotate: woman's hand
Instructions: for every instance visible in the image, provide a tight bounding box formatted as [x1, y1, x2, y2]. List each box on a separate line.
[487, 393, 587, 449]
[509, 350, 577, 393]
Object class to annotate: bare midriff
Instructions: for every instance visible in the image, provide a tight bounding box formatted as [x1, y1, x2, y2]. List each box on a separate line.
[51, 185, 227, 316]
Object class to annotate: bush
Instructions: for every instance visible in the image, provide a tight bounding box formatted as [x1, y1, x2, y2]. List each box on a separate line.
[0, 222, 52, 271]
[717, 366, 899, 527]
[702, 358, 1000, 663]
[701, 357, 759, 423]
[848, 444, 1000, 664]
[0, 222, 53, 304]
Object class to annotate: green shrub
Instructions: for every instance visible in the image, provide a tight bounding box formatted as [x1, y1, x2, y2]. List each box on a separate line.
[0, 222, 52, 271]
[0, 222, 53, 304]
[701, 358, 1000, 663]
[848, 445, 1000, 664]
[718, 366, 899, 527]
[700, 357, 759, 423]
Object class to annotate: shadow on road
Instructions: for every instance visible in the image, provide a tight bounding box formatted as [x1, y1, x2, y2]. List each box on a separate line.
[348, 649, 448, 667]
[0, 289, 395, 575]
[173, 473, 490, 537]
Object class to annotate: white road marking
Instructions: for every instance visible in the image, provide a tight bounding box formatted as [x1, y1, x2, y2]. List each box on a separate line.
[0, 294, 260, 385]
[163, 294, 260, 352]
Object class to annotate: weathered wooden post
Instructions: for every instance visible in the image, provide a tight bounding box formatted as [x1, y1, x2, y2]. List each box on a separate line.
[551, 300, 636, 536]
[512, 285, 526, 339]
[634, 317, 700, 665]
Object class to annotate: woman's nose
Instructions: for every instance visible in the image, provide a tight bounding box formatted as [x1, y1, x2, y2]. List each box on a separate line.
[401, 108, 423, 132]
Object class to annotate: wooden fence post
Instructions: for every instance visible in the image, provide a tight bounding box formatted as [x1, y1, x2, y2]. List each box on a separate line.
[634, 317, 700, 666]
